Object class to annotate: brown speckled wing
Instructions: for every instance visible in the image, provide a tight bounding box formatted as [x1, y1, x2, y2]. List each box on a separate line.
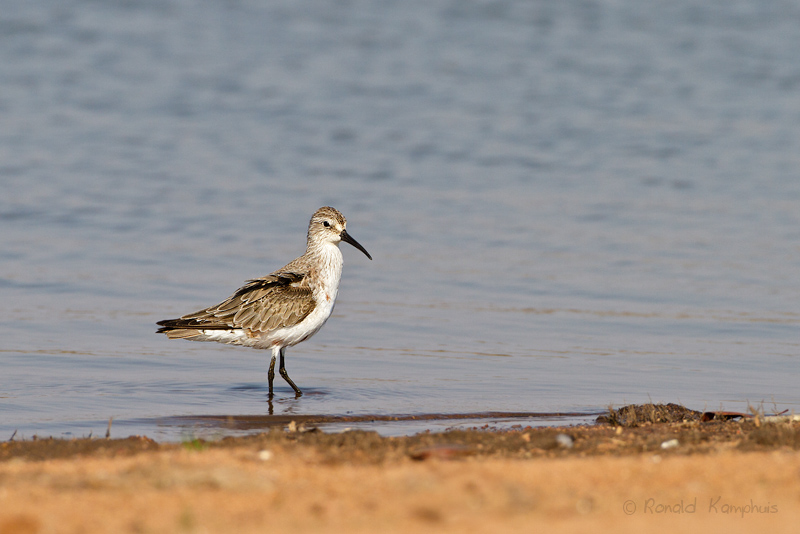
[157, 272, 315, 335]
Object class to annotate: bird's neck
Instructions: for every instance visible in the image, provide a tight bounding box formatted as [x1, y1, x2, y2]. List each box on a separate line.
[305, 241, 343, 291]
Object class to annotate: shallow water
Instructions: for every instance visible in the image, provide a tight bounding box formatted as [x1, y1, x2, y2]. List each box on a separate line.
[2, 0, 799, 441]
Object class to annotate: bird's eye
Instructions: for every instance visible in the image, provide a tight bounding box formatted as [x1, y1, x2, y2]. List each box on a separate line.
[323, 221, 331, 228]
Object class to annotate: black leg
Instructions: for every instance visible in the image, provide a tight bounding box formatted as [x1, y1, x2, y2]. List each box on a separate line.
[279, 348, 302, 397]
[268, 355, 276, 397]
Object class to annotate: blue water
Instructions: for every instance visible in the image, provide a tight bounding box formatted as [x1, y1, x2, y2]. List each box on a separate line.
[2, 0, 799, 440]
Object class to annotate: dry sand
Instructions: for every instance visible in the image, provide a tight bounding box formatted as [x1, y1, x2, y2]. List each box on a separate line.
[1, 415, 799, 534]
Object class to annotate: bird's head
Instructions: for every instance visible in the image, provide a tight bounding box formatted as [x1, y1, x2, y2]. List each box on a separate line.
[309, 206, 372, 260]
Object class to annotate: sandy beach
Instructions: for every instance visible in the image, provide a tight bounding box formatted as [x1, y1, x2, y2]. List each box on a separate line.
[1, 412, 798, 534]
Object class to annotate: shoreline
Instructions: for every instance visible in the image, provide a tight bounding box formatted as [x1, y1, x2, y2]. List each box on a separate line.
[2, 408, 798, 533]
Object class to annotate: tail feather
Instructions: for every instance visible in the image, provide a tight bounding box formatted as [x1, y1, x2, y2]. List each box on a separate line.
[156, 318, 231, 340]
[158, 328, 204, 340]
[157, 318, 227, 330]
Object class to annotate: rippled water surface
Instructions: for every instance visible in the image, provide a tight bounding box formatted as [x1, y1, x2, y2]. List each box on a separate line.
[2, 0, 799, 440]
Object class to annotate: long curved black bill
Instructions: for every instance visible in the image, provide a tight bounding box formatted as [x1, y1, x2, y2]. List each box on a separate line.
[341, 229, 372, 260]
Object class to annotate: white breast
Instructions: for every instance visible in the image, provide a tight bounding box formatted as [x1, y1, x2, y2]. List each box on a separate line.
[254, 243, 344, 349]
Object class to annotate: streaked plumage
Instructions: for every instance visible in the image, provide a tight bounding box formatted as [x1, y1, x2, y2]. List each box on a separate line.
[156, 206, 372, 396]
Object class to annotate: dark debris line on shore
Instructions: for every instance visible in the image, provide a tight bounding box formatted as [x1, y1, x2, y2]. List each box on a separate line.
[597, 402, 791, 426]
[2, 404, 799, 464]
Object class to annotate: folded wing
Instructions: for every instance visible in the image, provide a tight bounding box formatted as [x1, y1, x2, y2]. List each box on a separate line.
[156, 272, 315, 340]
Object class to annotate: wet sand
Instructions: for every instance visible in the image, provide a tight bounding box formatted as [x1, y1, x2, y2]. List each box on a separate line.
[1, 412, 799, 533]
